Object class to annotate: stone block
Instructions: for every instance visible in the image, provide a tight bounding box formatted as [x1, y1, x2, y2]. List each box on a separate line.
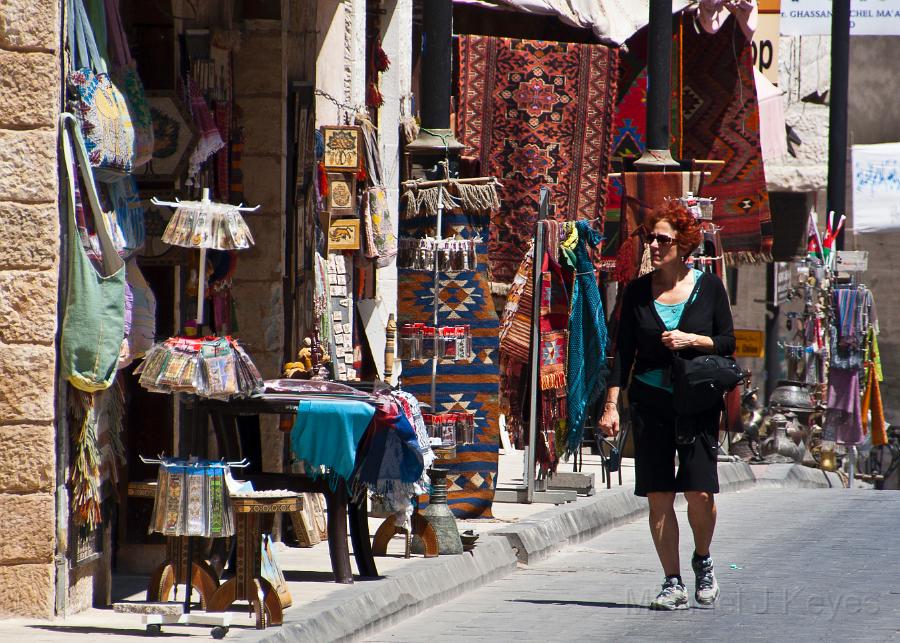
[233, 31, 284, 96]
[0, 0, 59, 52]
[0, 271, 58, 344]
[0, 50, 59, 128]
[240, 154, 284, 212]
[0, 129, 58, 203]
[0, 563, 54, 618]
[238, 97, 284, 157]
[0, 493, 54, 564]
[231, 281, 284, 355]
[0, 202, 59, 270]
[0, 424, 54, 493]
[0, 343, 55, 422]
[233, 214, 283, 282]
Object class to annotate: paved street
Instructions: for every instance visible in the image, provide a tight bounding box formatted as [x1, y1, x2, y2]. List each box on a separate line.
[368, 489, 900, 643]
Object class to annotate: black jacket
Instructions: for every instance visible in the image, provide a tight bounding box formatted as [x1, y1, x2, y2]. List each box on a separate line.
[609, 271, 736, 389]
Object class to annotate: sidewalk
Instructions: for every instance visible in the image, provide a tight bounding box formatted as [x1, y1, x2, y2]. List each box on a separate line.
[0, 453, 843, 642]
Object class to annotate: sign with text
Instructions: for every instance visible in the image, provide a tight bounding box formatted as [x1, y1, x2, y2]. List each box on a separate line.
[774, 261, 792, 305]
[734, 329, 765, 359]
[754, 1, 782, 85]
[781, 0, 900, 36]
[852, 142, 900, 232]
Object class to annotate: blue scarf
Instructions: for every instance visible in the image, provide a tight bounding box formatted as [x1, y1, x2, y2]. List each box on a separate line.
[290, 399, 376, 486]
[566, 221, 609, 456]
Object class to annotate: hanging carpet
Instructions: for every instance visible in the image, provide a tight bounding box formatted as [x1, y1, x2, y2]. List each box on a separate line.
[601, 27, 683, 268]
[456, 35, 619, 289]
[398, 211, 500, 519]
[680, 13, 772, 260]
[603, 17, 771, 263]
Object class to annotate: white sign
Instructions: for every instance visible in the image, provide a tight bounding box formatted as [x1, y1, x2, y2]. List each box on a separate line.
[835, 251, 869, 272]
[780, 0, 900, 36]
[852, 142, 900, 232]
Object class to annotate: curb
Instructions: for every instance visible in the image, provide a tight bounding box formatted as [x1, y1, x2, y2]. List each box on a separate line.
[244, 535, 517, 643]
[251, 462, 839, 642]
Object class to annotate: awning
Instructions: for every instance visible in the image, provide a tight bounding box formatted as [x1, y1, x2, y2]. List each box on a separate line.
[453, 0, 693, 46]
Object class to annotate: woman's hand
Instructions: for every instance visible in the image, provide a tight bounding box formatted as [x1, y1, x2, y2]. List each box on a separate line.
[599, 404, 620, 437]
[661, 330, 697, 350]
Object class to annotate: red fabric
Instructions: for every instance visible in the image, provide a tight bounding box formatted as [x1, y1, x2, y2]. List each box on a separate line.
[456, 35, 619, 285]
[681, 15, 772, 258]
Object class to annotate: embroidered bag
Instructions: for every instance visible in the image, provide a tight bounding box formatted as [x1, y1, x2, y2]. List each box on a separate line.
[105, 0, 154, 168]
[66, 0, 135, 179]
[60, 114, 127, 392]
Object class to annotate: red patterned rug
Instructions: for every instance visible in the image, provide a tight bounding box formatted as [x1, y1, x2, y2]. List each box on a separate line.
[681, 15, 773, 259]
[457, 35, 619, 287]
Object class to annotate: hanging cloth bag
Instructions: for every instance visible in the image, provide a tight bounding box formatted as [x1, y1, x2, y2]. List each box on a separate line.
[104, 0, 154, 168]
[60, 114, 127, 392]
[66, 0, 135, 179]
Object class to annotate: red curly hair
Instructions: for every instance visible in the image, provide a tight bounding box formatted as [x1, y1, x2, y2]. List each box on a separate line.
[645, 200, 701, 260]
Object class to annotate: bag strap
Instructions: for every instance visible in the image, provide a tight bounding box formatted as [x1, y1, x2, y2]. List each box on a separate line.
[60, 113, 124, 277]
[104, 0, 133, 68]
[71, 0, 107, 74]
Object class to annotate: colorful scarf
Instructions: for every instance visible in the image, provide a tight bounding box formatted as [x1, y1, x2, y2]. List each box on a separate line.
[290, 399, 375, 488]
[565, 221, 609, 457]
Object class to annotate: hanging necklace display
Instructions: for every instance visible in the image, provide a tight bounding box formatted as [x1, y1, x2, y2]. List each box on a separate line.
[397, 236, 479, 272]
[138, 188, 263, 399]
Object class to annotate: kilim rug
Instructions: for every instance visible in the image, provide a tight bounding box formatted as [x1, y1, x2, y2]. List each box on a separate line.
[398, 212, 500, 519]
[456, 35, 619, 289]
[681, 14, 773, 259]
[601, 31, 683, 268]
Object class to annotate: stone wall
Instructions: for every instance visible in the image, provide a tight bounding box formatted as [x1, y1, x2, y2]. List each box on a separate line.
[0, 0, 61, 618]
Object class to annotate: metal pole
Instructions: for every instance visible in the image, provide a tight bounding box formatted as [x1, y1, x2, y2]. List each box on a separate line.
[526, 187, 550, 503]
[826, 0, 851, 251]
[635, 0, 679, 168]
[408, 0, 463, 152]
[764, 263, 780, 402]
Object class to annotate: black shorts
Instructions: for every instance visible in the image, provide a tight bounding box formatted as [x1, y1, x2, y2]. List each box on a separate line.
[628, 378, 720, 497]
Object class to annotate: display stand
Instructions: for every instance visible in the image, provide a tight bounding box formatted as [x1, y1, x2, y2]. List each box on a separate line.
[122, 456, 248, 638]
[494, 187, 577, 505]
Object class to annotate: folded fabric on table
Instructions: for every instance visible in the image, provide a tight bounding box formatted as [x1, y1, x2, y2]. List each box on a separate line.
[290, 399, 376, 486]
[353, 398, 425, 515]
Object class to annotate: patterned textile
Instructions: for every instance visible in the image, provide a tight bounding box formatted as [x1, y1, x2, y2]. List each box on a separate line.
[457, 35, 619, 287]
[613, 172, 701, 283]
[398, 212, 500, 519]
[602, 33, 683, 267]
[565, 221, 609, 457]
[681, 14, 772, 259]
[498, 224, 571, 472]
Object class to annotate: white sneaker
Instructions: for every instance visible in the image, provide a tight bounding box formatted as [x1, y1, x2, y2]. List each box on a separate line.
[692, 555, 720, 606]
[649, 576, 689, 610]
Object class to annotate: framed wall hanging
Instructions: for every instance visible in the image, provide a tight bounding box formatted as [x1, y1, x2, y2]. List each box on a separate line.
[321, 125, 362, 171]
[328, 217, 361, 251]
[326, 172, 357, 216]
[140, 90, 199, 183]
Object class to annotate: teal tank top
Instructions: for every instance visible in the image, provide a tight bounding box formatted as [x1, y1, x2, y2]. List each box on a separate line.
[635, 269, 704, 392]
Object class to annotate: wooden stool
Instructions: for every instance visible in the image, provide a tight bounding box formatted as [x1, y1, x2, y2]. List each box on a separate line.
[372, 511, 439, 558]
[207, 494, 302, 630]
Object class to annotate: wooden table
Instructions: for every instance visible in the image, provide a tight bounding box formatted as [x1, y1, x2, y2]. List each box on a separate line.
[192, 395, 379, 584]
[207, 494, 303, 629]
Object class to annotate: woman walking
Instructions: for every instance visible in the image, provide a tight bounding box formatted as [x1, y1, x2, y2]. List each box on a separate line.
[599, 200, 735, 610]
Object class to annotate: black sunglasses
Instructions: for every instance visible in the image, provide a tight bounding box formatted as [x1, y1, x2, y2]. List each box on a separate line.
[645, 232, 676, 245]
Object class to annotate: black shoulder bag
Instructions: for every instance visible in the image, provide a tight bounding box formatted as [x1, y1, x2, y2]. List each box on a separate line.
[670, 352, 744, 416]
